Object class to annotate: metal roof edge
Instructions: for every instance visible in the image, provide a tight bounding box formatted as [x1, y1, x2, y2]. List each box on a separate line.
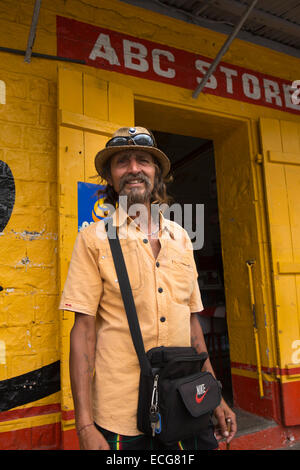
[119, 0, 300, 60]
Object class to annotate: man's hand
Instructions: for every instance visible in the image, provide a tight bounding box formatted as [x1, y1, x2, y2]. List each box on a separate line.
[190, 315, 237, 444]
[77, 424, 110, 450]
[213, 398, 237, 444]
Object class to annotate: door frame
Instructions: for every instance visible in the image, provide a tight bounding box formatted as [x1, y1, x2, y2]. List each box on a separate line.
[135, 96, 281, 421]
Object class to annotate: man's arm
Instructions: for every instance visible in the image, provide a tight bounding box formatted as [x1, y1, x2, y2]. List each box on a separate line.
[69, 312, 110, 450]
[190, 312, 237, 444]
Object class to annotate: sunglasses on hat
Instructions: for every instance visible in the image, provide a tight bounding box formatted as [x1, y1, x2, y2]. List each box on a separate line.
[105, 133, 156, 148]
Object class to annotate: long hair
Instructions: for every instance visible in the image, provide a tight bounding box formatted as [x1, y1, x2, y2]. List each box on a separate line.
[96, 158, 173, 207]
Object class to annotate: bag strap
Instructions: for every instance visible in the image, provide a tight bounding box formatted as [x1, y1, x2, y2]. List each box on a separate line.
[105, 218, 152, 376]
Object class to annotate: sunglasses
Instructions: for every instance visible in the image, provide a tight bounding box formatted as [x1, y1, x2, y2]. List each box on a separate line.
[106, 133, 156, 148]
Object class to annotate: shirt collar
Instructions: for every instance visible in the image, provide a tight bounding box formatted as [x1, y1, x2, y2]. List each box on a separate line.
[111, 204, 175, 240]
[159, 211, 175, 240]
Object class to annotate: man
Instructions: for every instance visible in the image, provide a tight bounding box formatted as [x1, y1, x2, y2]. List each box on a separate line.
[59, 126, 236, 450]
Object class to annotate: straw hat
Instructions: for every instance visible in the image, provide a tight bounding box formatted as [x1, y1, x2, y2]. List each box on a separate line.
[95, 126, 171, 177]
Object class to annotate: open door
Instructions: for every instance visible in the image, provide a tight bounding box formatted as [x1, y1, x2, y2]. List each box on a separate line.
[260, 118, 300, 426]
[57, 68, 134, 447]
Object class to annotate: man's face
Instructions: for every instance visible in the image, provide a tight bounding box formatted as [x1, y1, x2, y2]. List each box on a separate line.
[108, 150, 156, 205]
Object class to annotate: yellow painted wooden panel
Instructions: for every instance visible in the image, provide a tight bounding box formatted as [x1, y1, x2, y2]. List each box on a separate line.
[280, 121, 300, 154]
[259, 118, 282, 152]
[58, 127, 84, 216]
[260, 117, 300, 370]
[58, 68, 83, 114]
[285, 165, 300, 262]
[268, 151, 300, 165]
[278, 262, 300, 274]
[58, 109, 122, 135]
[83, 74, 108, 121]
[209, 120, 277, 370]
[84, 132, 107, 183]
[262, 162, 293, 263]
[58, 126, 85, 416]
[58, 69, 135, 421]
[274, 275, 299, 355]
[59, 215, 78, 287]
[58, 128, 84, 292]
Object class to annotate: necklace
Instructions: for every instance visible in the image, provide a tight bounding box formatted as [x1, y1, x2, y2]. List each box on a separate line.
[142, 226, 160, 237]
[131, 216, 160, 237]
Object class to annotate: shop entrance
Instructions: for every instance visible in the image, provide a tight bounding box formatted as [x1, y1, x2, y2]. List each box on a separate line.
[135, 98, 278, 419]
[59, 69, 290, 434]
[153, 130, 233, 405]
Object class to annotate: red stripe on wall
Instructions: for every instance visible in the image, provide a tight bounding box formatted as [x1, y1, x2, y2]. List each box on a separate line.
[0, 404, 61, 423]
[0, 422, 61, 450]
[231, 361, 300, 376]
[231, 373, 282, 423]
[281, 380, 300, 426]
[62, 427, 80, 450]
[61, 409, 75, 421]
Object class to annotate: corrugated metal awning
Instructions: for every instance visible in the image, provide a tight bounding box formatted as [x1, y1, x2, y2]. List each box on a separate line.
[121, 0, 300, 58]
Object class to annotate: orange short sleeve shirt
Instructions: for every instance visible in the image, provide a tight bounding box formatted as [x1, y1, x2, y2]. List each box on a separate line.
[59, 208, 203, 435]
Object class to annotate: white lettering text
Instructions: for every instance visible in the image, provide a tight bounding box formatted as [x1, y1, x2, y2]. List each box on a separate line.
[219, 66, 238, 94]
[123, 40, 149, 72]
[152, 48, 176, 78]
[291, 80, 300, 105]
[242, 73, 261, 100]
[283, 83, 300, 110]
[195, 59, 217, 89]
[89, 33, 120, 65]
[263, 79, 282, 106]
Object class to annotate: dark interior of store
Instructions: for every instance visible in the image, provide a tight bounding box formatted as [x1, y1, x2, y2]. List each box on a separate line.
[153, 130, 233, 406]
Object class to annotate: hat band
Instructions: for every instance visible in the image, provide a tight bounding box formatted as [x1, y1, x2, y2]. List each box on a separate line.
[105, 134, 156, 148]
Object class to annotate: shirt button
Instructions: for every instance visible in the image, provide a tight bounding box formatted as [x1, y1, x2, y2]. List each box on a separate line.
[158, 287, 163, 293]
[156, 261, 160, 267]
[143, 238, 148, 244]
[160, 316, 166, 322]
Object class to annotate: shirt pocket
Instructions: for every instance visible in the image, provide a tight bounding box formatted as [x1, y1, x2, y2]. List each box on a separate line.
[98, 240, 143, 292]
[170, 255, 195, 304]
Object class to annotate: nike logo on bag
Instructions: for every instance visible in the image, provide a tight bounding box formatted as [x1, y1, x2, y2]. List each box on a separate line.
[195, 389, 208, 404]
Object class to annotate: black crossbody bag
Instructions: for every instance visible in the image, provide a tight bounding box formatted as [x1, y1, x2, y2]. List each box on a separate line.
[105, 220, 222, 444]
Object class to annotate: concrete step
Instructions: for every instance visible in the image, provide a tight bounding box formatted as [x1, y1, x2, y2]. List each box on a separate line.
[217, 408, 300, 450]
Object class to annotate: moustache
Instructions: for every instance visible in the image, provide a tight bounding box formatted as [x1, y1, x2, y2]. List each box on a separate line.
[119, 172, 151, 190]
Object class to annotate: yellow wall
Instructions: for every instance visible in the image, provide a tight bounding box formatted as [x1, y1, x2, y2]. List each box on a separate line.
[0, 0, 299, 446]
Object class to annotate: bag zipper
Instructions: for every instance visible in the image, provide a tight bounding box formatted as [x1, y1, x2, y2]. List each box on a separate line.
[158, 354, 208, 380]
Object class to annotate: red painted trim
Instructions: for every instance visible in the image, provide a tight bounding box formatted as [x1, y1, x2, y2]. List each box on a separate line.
[232, 371, 300, 426]
[281, 380, 300, 426]
[218, 422, 300, 450]
[61, 409, 75, 421]
[277, 366, 300, 376]
[0, 404, 77, 425]
[0, 404, 61, 423]
[0, 422, 61, 450]
[231, 361, 300, 377]
[61, 428, 80, 450]
[231, 373, 282, 423]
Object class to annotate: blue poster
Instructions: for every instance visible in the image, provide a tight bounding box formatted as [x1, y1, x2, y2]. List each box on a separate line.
[77, 181, 109, 232]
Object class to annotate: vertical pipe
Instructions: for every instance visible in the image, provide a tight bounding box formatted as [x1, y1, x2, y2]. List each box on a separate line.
[247, 260, 264, 398]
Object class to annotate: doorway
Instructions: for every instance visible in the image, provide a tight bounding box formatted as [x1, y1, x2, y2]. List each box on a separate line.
[135, 97, 272, 419]
[153, 130, 233, 406]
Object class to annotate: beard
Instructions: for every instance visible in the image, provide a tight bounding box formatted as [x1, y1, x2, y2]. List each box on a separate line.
[118, 172, 153, 207]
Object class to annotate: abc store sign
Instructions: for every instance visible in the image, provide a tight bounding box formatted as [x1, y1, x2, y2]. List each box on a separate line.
[57, 16, 300, 115]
